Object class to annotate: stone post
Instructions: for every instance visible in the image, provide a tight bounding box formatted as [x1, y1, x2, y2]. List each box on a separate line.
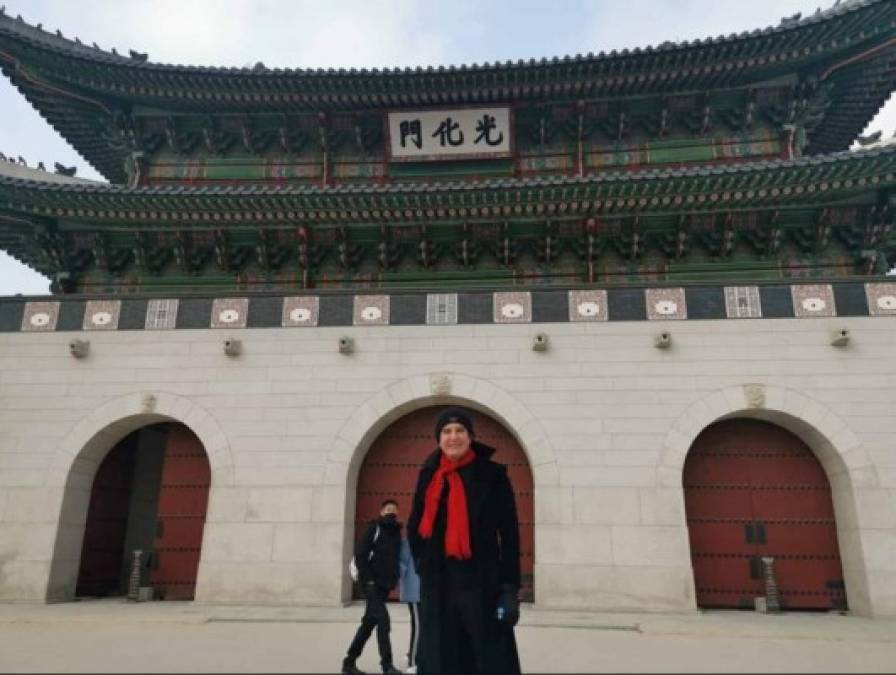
[762, 556, 781, 613]
[127, 550, 142, 602]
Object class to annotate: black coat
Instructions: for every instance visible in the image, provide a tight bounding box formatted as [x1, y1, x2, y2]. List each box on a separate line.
[355, 516, 402, 591]
[407, 441, 521, 674]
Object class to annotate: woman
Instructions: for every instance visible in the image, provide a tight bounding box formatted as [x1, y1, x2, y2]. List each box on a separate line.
[399, 537, 420, 673]
[407, 407, 521, 674]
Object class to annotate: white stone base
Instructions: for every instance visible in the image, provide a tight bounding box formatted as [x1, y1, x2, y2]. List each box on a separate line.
[0, 318, 893, 616]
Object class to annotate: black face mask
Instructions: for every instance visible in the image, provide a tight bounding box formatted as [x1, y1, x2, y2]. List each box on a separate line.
[381, 513, 398, 523]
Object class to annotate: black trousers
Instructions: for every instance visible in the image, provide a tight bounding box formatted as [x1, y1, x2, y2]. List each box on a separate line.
[440, 588, 490, 674]
[347, 585, 393, 667]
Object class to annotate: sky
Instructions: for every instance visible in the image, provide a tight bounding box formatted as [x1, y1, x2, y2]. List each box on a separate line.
[0, 0, 894, 295]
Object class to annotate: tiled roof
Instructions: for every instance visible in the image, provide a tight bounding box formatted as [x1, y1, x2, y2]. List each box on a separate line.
[1, 143, 894, 199]
[0, 0, 894, 182]
[0, 0, 886, 76]
[0, 158, 99, 185]
[2, 146, 893, 289]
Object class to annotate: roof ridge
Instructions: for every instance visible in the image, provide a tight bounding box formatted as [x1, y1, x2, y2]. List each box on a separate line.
[0, 156, 98, 185]
[0, 0, 886, 74]
[0, 8, 138, 65]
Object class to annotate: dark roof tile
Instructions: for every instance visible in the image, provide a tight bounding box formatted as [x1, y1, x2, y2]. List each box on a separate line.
[0, 1, 893, 183]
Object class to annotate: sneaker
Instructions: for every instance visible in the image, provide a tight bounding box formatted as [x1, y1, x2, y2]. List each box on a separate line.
[341, 661, 365, 675]
[382, 665, 401, 674]
[404, 667, 417, 674]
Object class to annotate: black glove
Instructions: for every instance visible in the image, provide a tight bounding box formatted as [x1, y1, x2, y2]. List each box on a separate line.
[495, 585, 520, 627]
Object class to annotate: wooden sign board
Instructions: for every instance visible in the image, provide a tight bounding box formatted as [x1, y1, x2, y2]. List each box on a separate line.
[386, 107, 513, 162]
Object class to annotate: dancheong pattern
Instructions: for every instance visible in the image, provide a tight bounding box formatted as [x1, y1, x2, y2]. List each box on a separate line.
[2, 281, 890, 332]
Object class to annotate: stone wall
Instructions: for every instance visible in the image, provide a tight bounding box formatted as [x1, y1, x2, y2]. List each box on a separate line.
[0, 316, 894, 616]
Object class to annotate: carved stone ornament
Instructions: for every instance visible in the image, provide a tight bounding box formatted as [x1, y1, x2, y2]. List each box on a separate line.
[744, 383, 766, 409]
[430, 373, 452, 396]
[141, 392, 157, 414]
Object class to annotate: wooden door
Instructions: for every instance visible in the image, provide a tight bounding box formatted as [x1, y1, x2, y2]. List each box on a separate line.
[355, 407, 535, 601]
[684, 419, 847, 610]
[149, 425, 211, 600]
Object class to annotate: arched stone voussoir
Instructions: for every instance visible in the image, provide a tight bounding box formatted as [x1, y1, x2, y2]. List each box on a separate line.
[331, 373, 557, 486]
[50, 392, 235, 487]
[57, 409, 118, 459]
[659, 384, 870, 482]
[384, 379, 415, 409]
[399, 374, 430, 401]
[365, 388, 402, 424]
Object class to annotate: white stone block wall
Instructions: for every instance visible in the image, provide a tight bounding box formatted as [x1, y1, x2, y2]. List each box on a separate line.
[0, 317, 894, 616]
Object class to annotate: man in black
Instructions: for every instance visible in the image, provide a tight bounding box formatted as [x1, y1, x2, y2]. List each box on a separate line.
[343, 499, 402, 675]
[408, 407, 521, 674]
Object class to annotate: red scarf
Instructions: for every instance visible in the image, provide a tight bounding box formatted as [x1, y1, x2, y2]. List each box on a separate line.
[418, 449, 476, 560]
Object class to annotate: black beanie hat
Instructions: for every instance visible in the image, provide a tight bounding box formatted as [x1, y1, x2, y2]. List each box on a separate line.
[434, 407, 475, 440]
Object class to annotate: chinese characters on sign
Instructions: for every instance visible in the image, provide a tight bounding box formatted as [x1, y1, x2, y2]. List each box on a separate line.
[387, 108, 512, 161]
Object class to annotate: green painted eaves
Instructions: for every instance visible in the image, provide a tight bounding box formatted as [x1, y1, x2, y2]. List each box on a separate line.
[0, 146, 894, 228]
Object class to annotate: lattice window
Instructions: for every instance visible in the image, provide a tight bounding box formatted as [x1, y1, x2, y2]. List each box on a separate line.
[145, 299, 179, 330]
[724, 286, 762, 319]
[426, 293, 458, 325]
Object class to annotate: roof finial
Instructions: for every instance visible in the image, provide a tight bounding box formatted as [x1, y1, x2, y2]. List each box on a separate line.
[857, 131, 882, 146]
[54, 162, 77, 177]
[129, 50, 148, 62]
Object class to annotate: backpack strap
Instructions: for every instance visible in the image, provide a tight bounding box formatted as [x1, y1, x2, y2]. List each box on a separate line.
[368, 525, 380, 560]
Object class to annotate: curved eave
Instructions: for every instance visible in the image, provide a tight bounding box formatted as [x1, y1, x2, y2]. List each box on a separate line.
[1, 1, 896, 184]
[0, 216, 53, 277]
[3, 148, 895, 277]
[3, 2, 894, 107]
[0, 67, 127, 183]
[1, 147, 894, 227]
[808, 47, 896, 154]
[0, 0, 892, 93]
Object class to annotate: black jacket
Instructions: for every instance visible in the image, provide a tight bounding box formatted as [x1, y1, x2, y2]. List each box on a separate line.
[354, 515, 402, 590]
[407, 441, 521, 674]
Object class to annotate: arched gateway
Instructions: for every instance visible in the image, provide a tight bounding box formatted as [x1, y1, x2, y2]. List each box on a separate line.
[354, 406, 534, 601]
[76, 423, 211, 601]
[684, 419, 847, 611]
